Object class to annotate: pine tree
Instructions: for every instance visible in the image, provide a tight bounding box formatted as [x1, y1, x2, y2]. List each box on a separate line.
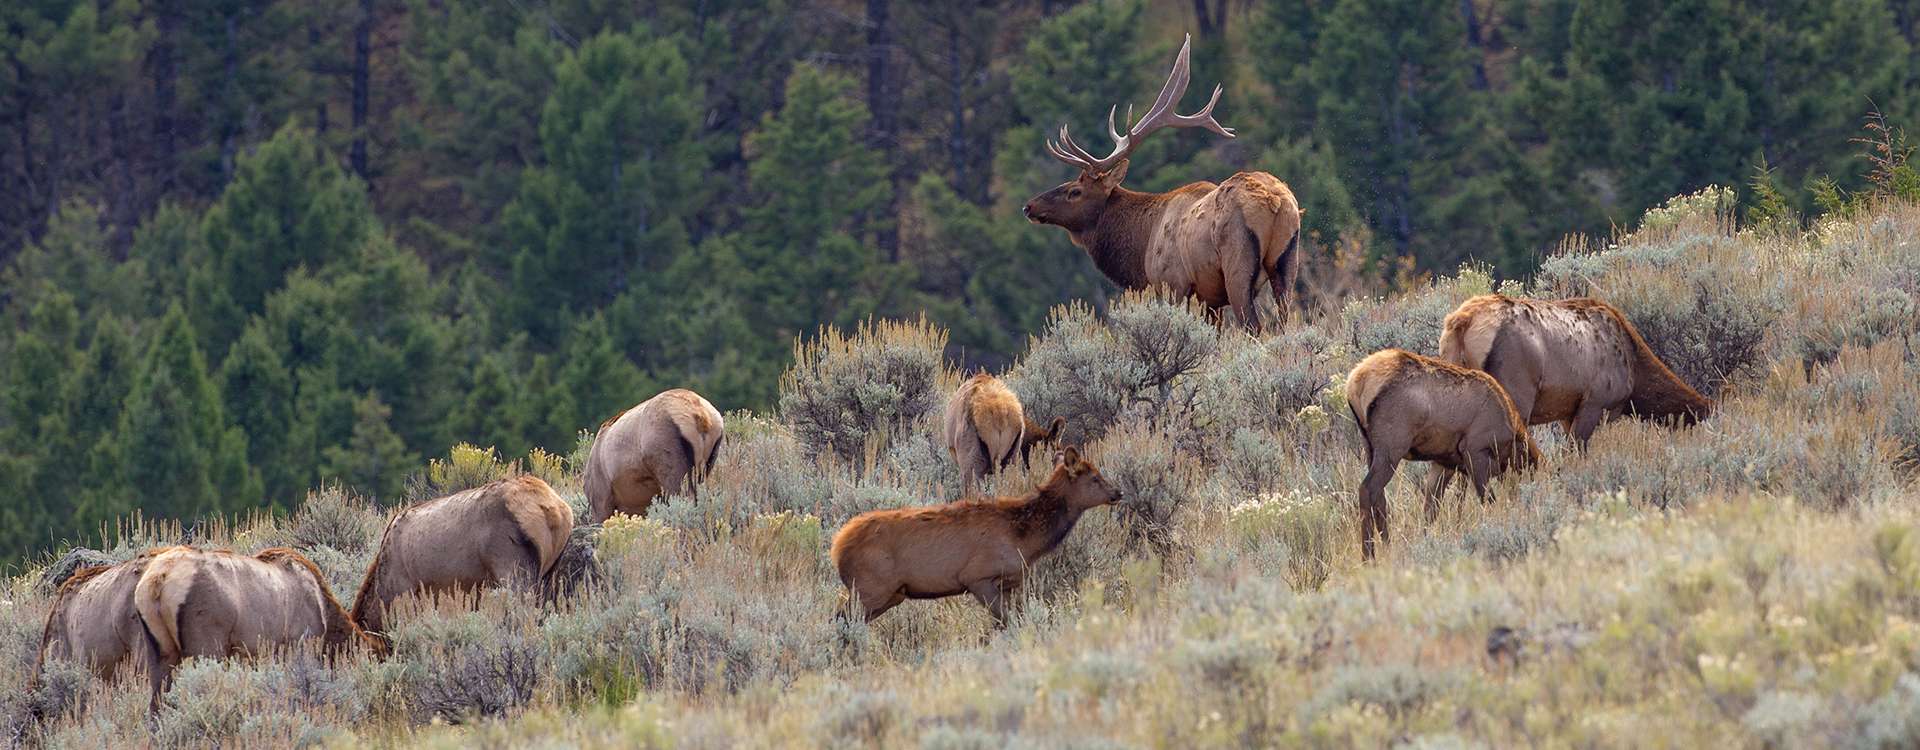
[736, 64, 894, 346]
[188, 124, 377, 358]
[451, 350, 526, 459]
[104, 304, 260, 523]
[0, 292, 82, 556]
[221, 322, 299, 507]
[553, 312, 648, 438]
[1, 201, 146, 326]
[319, 392, 416, 500]
[68, 314, 137, 537]
[498, 29, 706, 344]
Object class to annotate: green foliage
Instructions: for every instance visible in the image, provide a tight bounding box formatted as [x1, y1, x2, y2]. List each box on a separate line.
[319, 392, 417, 501]
[189, 125, 379, 357]
[499, 28, 706, 344]
[778, 318, 951, 461]
[104, 304, 260, 523]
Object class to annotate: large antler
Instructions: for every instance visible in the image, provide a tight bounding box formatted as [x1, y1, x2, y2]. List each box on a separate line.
[1045, 34, 1235, 174]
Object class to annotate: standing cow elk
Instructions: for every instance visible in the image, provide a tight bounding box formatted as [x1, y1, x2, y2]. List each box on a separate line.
[584, 388, 726, 522]
[1024, 35, 1303, 332]
[1437, 294, 1713, 447]
[351, 475, 575, 633]
[1345, 350, 1541, 560]
[942, 373, 1027, 495]
[830, 446, 1121, 627]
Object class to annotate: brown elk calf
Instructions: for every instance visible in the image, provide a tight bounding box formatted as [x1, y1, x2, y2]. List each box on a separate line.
[830, 446, 1121, 626]
[942, 373, 1027, 494]
[1345, 350, 1541, 560]
[1438, 294, 1713, 446]
[584, 388, 725, 522]
[134, 546, 385, 709]
[350, 475, 575, 633]
[1024, 35, 1303, 331]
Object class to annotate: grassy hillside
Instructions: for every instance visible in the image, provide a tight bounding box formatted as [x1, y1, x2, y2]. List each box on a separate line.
[4, 192, 1918, 747]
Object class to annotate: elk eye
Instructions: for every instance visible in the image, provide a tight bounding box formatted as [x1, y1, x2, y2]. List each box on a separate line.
[1068, 188, 1083, 199]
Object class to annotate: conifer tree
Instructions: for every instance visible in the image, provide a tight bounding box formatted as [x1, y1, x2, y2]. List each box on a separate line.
[498, 29, 706, 344]
[319, 392, 416, 500]
[188, 125, 377, 358]
[105, 304, 260, 522]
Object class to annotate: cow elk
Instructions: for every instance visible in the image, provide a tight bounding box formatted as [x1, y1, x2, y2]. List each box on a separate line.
[351, 475, 575, 633]
[830, 446, 1121, 627]
[1024, 35, 1303, 332]
[1437, 294, 1713, 446]
[1345, 350, 1541, 560]
[584, 388, 726, 522]
[942, 373, 1028, 495]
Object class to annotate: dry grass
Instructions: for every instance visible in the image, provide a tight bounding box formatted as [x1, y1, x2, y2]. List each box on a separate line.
[6, 195, 1920, 748]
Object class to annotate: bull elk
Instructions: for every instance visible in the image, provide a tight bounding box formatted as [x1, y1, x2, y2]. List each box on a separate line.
[1024, 35, 1303, 332]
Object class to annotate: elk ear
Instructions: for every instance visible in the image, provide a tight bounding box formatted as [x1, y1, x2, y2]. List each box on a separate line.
[1047, 416, 1066, 438]
[1091, 160, 1128, 189]
[1056, 446, 1081, 468]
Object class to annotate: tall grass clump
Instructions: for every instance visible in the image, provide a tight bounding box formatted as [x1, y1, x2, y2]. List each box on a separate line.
[780, 317, 955, 460]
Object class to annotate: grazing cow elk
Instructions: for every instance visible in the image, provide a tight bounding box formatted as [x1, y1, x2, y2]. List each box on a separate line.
[942, 373, 1027, 494]
[134, 546, 383, 708]
[1024, 35, 1303, 331]
[584, 388, 725, 522]
[1437, 295, 1713, 447]
[1017, 416, 1067, 471]
[830, 446, 1121, 626]
[36, 551, 160, 687]
[351, 475, 575, 633]
[1345, 350, 1541, 560]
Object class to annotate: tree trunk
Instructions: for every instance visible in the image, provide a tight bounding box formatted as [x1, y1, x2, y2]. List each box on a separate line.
[351, 0, 372, 180]
[220, 12, 239, 185]
[1193, 0, 1227, 39]
[311, 22, 328, 134]
[866, 0, 900, 261]
[151, 0, 178, 192]
[946, 21, 968, 200]
[1460, 0, 1489, 91]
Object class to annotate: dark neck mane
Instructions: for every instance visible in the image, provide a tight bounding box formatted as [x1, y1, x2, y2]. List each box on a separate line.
[1005, 487, 1086, 561]
[1070, 188, 1166, 290]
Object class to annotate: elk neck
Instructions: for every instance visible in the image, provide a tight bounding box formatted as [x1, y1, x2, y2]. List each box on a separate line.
[1006, 484, 1089, 560]
[1070, 187, 1167, 289]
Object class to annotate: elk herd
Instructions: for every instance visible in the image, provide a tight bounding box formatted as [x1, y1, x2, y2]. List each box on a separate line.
[30, 35, 1717, 714]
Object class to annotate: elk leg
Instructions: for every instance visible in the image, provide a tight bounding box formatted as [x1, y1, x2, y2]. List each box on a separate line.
[1569, 398, 1607, 449]
[849, 579, 907, 623]
[967, 578, 1014, 629]
[1467, 448, 1496, 503]
[1269, 230, 1302, 328]
[1225, 243, 1264, 334]
[1422, 466, 1455, 521]
[1358, 456, 1399, 561]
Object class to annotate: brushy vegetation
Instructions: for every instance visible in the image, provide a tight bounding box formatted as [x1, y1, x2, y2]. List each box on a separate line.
[6, 197, 1920, 747]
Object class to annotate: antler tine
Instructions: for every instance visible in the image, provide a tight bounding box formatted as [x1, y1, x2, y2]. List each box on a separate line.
[1057, 123, 1105, 166]
[1040, 33, 1233, 174]
[1044, 137, 1087, 169]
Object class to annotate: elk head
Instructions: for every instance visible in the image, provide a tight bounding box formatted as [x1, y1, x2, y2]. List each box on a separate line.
[1042, 446, 1122, 510]
[1023, 34, 1235, 233]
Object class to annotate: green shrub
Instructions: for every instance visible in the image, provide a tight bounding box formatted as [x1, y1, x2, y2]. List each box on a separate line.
[289, 485, 385, 554]
[779, 317, 953, 460]
[1005, 301, 1148, 444]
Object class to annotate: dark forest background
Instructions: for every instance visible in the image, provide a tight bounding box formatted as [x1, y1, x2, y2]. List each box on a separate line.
[2, 0, 1916, 560]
